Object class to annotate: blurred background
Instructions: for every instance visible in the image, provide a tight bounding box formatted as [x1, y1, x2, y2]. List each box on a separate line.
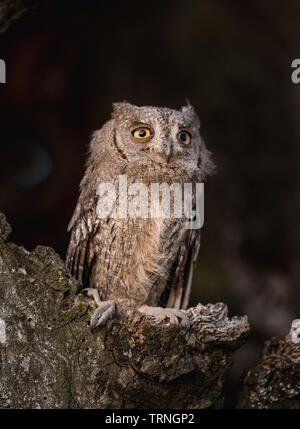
[0, 0, 300, 406]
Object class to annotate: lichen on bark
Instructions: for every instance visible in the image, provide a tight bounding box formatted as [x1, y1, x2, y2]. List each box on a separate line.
[0, 210, 250, 408]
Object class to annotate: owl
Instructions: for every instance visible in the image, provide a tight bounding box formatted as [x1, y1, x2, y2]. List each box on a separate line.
[65, 102, 214, 330]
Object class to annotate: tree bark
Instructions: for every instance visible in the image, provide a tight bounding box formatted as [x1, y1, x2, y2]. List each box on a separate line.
[0, 211, 299, 409]
[238, 320, 300, 409]
[0, 211, 250, 408]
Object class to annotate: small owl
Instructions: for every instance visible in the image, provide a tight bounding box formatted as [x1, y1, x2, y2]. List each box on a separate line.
[66, 102, 214, 330]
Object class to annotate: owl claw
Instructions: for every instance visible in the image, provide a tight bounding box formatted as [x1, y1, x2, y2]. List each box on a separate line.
[81, 288, 103, 307]
[90, 300, 116, 332]
[138, 305, 190, 329]
[81, 289, 116, 331]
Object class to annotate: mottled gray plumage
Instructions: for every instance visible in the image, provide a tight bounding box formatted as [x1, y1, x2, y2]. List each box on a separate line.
[65, 102, 214, 328]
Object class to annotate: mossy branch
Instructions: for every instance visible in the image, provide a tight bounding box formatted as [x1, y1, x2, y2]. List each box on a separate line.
[0, 211, 299, 409]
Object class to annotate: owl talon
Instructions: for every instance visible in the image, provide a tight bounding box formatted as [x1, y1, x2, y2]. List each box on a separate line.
[90, 300, 116, 331]
[138, 305, 190, 329]
[81, 289, 116, 331]
[81, 288, 102, 307]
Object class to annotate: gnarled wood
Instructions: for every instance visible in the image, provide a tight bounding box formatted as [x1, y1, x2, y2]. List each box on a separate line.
[0, 211, 249, 408]
[238, 320, 300, 409]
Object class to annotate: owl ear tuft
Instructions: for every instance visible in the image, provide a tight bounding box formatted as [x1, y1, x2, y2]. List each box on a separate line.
[181, 102, 201, 128]
[112, 101, 136, 118]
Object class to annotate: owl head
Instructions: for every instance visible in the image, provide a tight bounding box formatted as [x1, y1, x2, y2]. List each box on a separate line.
[111, 102, 214, 177]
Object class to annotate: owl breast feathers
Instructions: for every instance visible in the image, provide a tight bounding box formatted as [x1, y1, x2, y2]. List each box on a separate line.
[66, 102, 214, 313]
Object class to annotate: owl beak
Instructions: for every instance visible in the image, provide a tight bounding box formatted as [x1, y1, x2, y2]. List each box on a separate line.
[162, 140, 173, 163]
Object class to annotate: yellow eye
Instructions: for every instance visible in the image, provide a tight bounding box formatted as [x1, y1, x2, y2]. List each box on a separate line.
[177, 131, 191, 145]
[132, 127, 152, 140]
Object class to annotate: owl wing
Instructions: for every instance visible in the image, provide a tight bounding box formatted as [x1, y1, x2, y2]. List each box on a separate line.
[160, 228, 201, 310]
[65, 121, 117, 289]
[65, 191, 100, 289]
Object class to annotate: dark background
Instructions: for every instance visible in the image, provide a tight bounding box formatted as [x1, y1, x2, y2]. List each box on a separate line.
[1, 0, 300, 406]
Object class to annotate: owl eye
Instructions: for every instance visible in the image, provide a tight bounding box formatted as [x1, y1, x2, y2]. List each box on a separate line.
[132, 127, 152, 140]
[177, 131, 191, 145]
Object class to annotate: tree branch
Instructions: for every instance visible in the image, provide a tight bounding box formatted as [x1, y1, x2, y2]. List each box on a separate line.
[238, 320, 300, 408]
[0, 0, 37, 35]
[0, 211, 249, 408]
